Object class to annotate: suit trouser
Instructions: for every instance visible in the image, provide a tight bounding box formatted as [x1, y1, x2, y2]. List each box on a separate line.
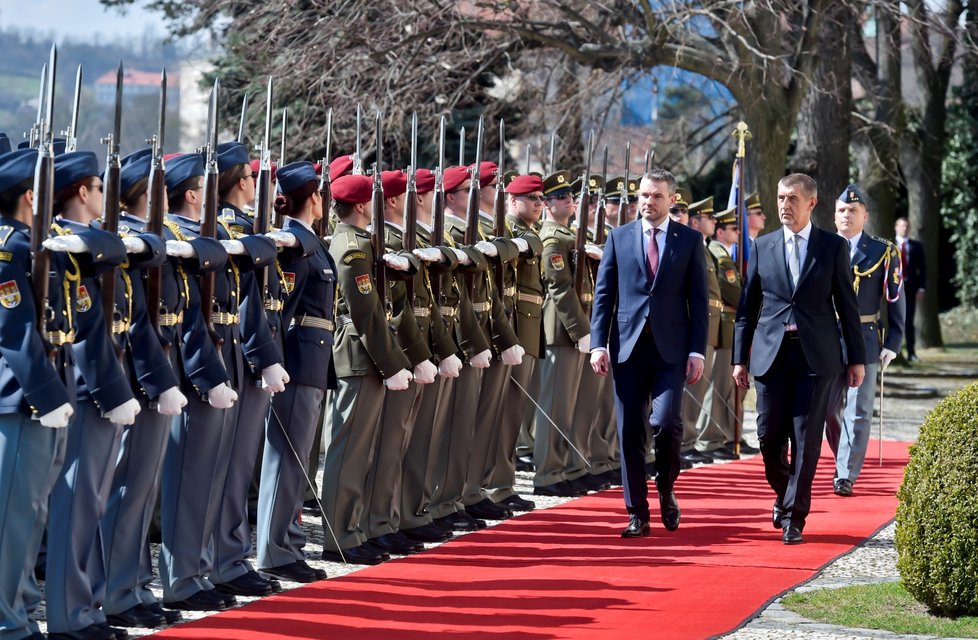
[45, 400, 124, 633]
[159, 395, 227, 601]
[825, 362, 879, 484]
[701, 347, 737, 450]
[322, 375, 385, 553]
[363, 381, 424, 539]
[682, 344, 715, 450]
[0, 413, 65, 640]
[256, 383, 324, 569]
[400, 378, 450, 530]
[462, 361, 511, 506]
[100, 399, 170, 615]
[485, 358, 536, 502]
[588, 370, 620, 475]
[211, 380, 271, 583]
[904, 289, 918, 357]
[429, 367, 482, 519]
[754, 334, 834, 530]
[612, 333, 685, 521]
[533, 346, 585, 487]
[515, 363, 540, 458]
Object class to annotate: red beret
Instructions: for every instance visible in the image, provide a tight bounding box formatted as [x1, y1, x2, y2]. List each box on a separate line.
[249, 159, 277, 184]
[381, 170, 407, 198]
[506, 174, 544, 195]
[415, 168, 435, 194]
[331, 174, 372, 204]
[443, 165, 470, 192]
[469, 161, 498, 188]
[330, 154, 354, 179]
[313, 162, 322, 175]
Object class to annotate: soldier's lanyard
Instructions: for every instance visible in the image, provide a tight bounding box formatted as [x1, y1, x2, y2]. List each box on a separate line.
[216, 220, 242, 310]
[50, 223, 81, 336]
[162, 219, 194, 311]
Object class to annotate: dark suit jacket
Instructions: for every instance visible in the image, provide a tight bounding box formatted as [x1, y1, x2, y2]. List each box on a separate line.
[733, 225, 866, 377]
[900, 237, 926, 293]
[591, 218, 708, 365]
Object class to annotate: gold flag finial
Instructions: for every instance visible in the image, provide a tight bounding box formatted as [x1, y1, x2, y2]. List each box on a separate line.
[733, 121, 752, 159]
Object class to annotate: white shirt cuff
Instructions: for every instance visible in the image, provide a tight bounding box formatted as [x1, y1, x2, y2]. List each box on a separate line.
[689, 352, 705, 360]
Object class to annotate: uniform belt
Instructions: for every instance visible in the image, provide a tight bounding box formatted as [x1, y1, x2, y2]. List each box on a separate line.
[502, 286, 516, 297]
[337, 314, 354, 327]
[295, 314, 335, 331]
[438, 306, 458, 318]
[723, 304, 737, 313]
[516, 292, 544, 306]
[111, 320, 130, 334]
[211, 311, 240, 325]
[264, 299, 284, 312]
[48, 330, 75, 346]
[158, 311, 183, 327]
[709, 299, 724, 310]
[411, 307, 431, 318]
[472, 301, 491, 313]
[860, 312, 880, 323]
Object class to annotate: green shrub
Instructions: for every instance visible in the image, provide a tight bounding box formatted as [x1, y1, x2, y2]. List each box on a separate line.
[896, 382, 978, 616]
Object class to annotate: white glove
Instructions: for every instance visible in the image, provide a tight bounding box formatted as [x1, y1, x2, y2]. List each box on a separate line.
[469, 349, 492, 369]
[261, 363, 290, 393]
[121, 236, 149, 254]
[156, 386, 188, 416]
[585, 244, 604, 260]
[384, 368, 413, 391]
[577, 333, 591, 353]
[38, 402, 73, 429]
[105, 398, 141, 426]
[512, 237, 530, 253]
[383, 253, 411, 271]
[206, 382, 238, 409]
[438, 354, 463, 378]
[266, 230, 298, 247]
[474, 240, 498, 257]
[412, 247, 443, 263]
[451, 247, 472, 265]
[220, 239, 246, 255]
[880, 348, 897, 371]
[42, 235, 88, 253]
[501, 344, 524, 366]
[412, 360, 438, 385]
[165, 240, 195, 258]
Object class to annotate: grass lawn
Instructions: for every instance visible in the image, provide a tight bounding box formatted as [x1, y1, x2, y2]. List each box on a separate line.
[782, 583, 978, 638]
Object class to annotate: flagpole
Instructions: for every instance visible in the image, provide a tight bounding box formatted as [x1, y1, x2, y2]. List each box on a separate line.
[731, 121, 751, 456]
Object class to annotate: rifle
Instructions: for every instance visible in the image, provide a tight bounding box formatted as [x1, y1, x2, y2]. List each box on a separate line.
[27, 63, 46, 149]
[145, 69, 167, 338]
[352, 103, 363, 175]
[254, 78, 275, 306]
[573, 131, 594, 304]
[317, 107, 333, 239]
[370, 111, 388, 313]
[274, 106, 288, 229]
[199, 78, 222, 348]
[62, 64, 82, 153]
[492, 119, 507, 292]
[617, 141, 630, 227]
[524, 142, 530, 174]
[99, 63, 124, 345]
[430, 115, 446, 305]
[237, 91, 249, 143]
[403, 112, 419, 301]
[548, 131, 558, 174]
[463, 117, 484, 296]
[643, 147, 651, 174]
[594, 144, 608, 245]
[30, 45, 56, 356]
[458, 126, 465, 166]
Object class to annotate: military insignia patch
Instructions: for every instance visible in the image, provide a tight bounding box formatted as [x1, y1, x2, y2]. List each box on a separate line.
[221, 208, 237, 221]
[0, 251, 12, 262]
[725, 268, 736, 283]
[76, 285, 92, 312]
[343, 251, 367, 264]
[283, 272, 295, 292]
[550, 254, 565, 271]
[0, 280, 21, 308]
[543, 237, 560, 247]
[355, 273, 373, 294]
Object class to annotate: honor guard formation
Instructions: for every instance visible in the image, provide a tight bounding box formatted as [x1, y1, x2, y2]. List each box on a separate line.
[0, 49, 905, 640]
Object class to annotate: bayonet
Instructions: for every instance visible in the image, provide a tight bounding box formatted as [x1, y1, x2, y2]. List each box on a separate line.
[317, 106, 333, 239]
[353, 103, 363, 175]
[430, 115, 446, 304]
[237, 91, 249, 143]
[548, 131, 558, 175]
[255, 78, 275, 302]
[403, 112, 418, 301]
[524, 142, 530, 174]
[274, 104, 287, 228]
[617, 141, 630, 227]
[27, 63, 47, 148]
[30, 45, 56, 355]
[458, 126, 465, 166]
[199, 78, 222, 348]
[492, 119, 507, 292]
[594, 144, 608, 245]
[63, 64, 82, 153]
[573, 131, 594, 303]
[145, 69, 167, 337]
[371, 111, 388, 313]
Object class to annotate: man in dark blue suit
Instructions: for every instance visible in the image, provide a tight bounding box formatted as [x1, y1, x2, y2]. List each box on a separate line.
[732, 173, 866, 545]
[590, 169, 709, 538]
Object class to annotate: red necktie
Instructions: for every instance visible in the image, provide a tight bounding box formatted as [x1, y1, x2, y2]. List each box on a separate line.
[647, 228, 660, 279]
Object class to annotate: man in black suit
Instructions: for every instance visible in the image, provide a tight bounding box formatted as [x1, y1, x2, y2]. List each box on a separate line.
[894, 217, 925, 362]
[590, 169, 709, 538]
[732, 173, 866, 545]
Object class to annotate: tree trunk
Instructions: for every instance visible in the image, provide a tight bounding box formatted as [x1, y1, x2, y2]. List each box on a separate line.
[741, 92, 794, 233]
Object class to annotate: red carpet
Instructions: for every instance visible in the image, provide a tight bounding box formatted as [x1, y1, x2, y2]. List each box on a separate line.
[152, 440, 910, 640]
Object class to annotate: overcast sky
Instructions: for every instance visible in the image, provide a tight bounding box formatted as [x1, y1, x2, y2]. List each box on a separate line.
[0, 0, 162, 42]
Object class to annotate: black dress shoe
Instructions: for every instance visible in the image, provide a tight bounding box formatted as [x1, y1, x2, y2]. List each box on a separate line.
[402, 523, 450, 542]
[465, 498, 512, 520]
[533, 480, 583, 497]
[577, 474, 612, 491]
[709, 447, 740, 461]
[439, 511, 487, 530]
[371, 532, 420, 555]
[48, 624, 116, 640]
[321, 545, 386, 565]
[772, 503, 787, 530]
[145, 601, 182, 624]
[658, 489, 681, 531]
[680, 449, 713, 465]
[302, 499, 322, 517]
[598, 468, 623, 487]
[294, 559, 328, 580]
[515, 454, 535, 472]
[496, 494, 535, 511]
[621, 515, 651, 538]
[105, 603, 166, 628]
[736, 440, 760, 455]
[163, 589, 228, 611]
[259, 560, 325, 582]
[214, 589, 237, 607]
[214, 571, 275, 597]
[834, 478, 854, 496]
[96, 624, 129, 640]
[782, 525, 804, 544]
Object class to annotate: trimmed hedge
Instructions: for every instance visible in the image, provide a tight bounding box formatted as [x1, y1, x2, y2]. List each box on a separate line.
[896, 382, 978, 616]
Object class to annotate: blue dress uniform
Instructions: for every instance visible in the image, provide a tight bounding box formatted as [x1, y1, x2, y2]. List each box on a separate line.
[257, 171, 336, 573]
[0, 148, 76, 640]
[825, 187, 904, 492]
